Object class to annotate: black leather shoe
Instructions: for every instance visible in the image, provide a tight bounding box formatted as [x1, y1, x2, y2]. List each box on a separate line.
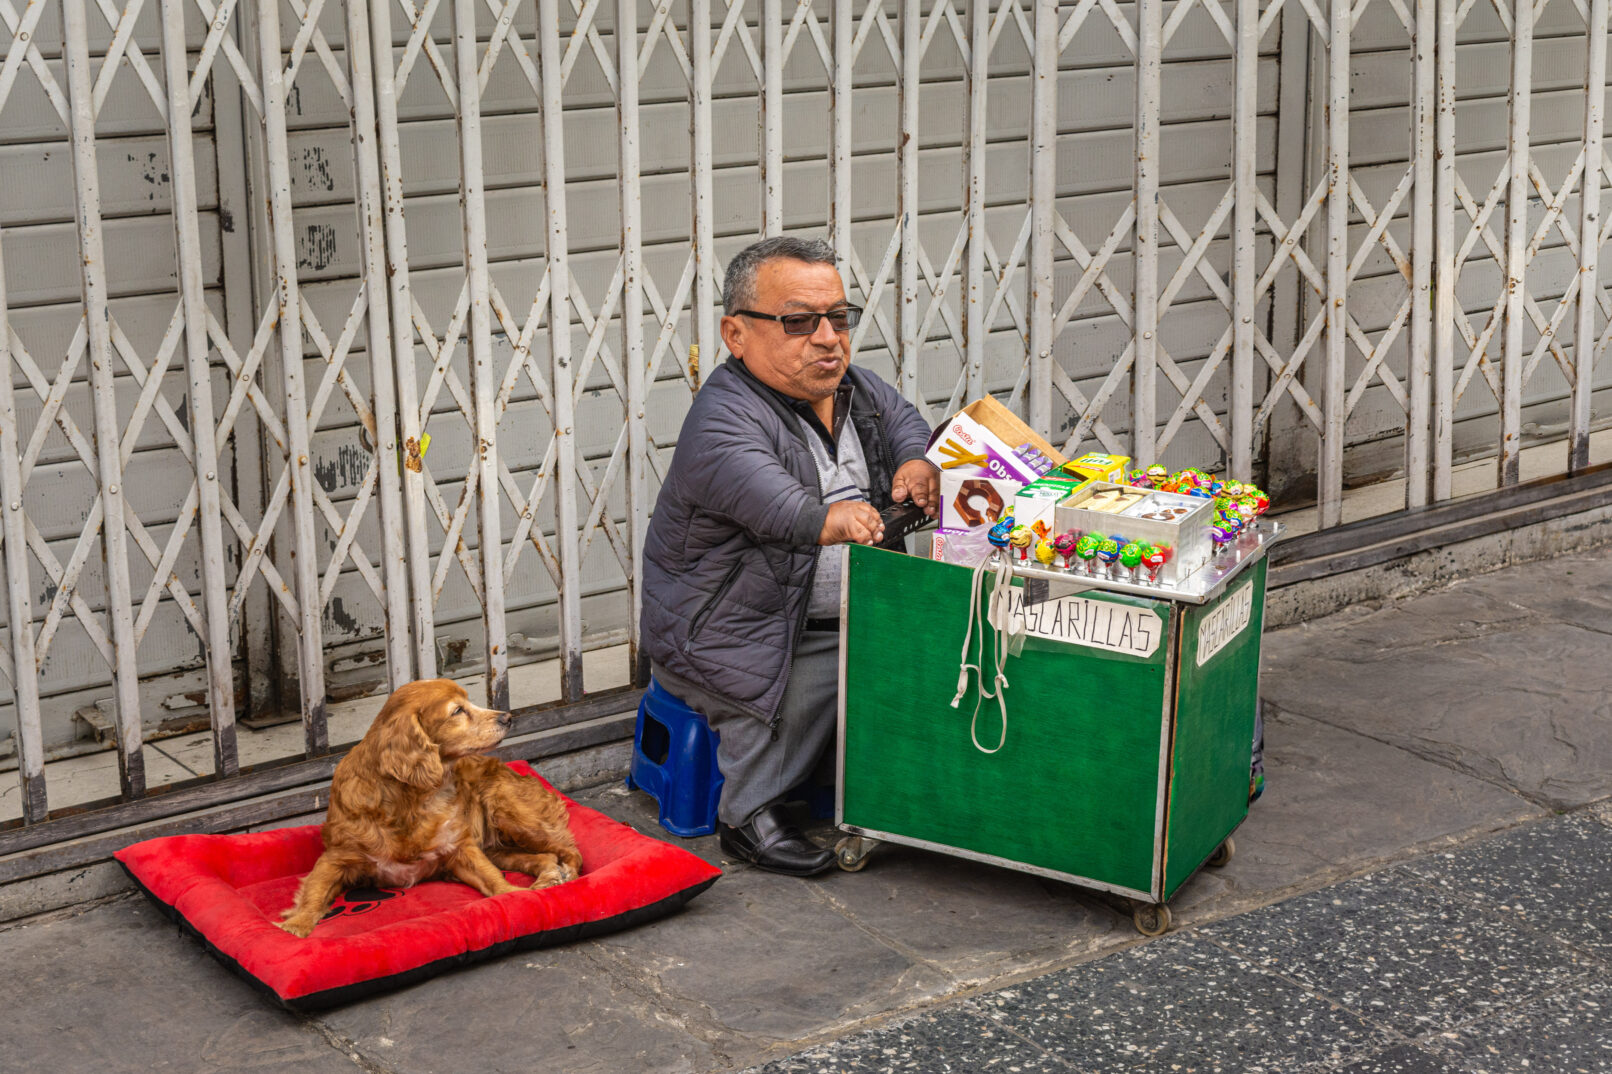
[718, 805, 836, 876]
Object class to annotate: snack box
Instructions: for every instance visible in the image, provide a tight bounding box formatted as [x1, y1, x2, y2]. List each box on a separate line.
[1059, 452, 1130, 483]
[1009, 484, 1067, 541]
[1053, 482, 1214, 586]
[939, 473, 1020, 532]
[935, 470, 1036, 567]
[936, 466, 1121, 565]
[927, 396, 1066, 484]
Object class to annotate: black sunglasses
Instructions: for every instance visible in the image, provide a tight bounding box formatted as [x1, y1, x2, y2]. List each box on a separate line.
[733, 305, 863, 335]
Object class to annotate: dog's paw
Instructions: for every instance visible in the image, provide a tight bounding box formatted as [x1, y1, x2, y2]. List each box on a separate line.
[529, 864, 574, 889]
[276, 916, 316, 938]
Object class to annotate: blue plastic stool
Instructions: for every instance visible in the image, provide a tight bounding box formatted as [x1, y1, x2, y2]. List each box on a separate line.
[626, 677, 724, 837]
[625, 677, 835, 838]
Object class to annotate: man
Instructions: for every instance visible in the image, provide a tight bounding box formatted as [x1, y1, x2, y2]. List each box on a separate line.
[641, 236, 938, 876]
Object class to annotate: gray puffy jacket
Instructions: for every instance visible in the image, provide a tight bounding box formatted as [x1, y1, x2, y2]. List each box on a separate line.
[642, 356, 932, 730]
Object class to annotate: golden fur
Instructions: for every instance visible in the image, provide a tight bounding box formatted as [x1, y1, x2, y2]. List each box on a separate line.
[278, 679, 582, 937]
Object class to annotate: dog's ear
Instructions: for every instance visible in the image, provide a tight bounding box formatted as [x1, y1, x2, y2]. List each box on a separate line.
[376, 710, 445, 788]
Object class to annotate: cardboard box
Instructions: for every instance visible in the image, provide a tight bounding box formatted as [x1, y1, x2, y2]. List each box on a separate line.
[928, 397, 1066, 484]
[1009, 483, 1069, 539]
[939, 472, 1021, 532]
[1060, 452, 1130, 483]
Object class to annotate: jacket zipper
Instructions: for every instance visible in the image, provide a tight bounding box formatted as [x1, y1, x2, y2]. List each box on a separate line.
[874, 408, 897, 505]
[685, 560, 744, 650]
[770, 409, 830, 741]
[868, 406, 902, 548]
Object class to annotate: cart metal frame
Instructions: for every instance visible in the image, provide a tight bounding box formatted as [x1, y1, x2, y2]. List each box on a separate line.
[833, 526, 1279, 934]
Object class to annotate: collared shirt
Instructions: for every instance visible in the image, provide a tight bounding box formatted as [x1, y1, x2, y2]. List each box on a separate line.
[796, 409, 871, 617]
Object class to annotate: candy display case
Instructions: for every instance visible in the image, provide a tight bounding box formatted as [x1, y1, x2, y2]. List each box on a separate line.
[1054, 482, 1215, 585]
[832, 527, 1276, 935]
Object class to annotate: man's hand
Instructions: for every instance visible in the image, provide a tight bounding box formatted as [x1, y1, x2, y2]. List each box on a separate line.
[819, 501, 886, 546]
[890, 459, 941, 518]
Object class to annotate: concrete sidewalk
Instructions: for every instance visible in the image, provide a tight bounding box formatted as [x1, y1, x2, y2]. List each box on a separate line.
[2, 550, 1609, 1074]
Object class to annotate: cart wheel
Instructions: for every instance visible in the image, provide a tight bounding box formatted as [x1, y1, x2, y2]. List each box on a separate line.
[1207, 837, 1235, 868]
[835, 835, 872, 872]
[1132, 903, 1172, 937]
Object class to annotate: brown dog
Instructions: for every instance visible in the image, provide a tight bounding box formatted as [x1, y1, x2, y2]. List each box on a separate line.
[278, 679, 582, 937]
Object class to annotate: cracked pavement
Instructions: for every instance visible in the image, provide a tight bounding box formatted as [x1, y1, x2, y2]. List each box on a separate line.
[1, 550, 1607, 1073]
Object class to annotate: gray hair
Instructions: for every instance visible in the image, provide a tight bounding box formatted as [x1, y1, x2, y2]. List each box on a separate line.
[722, 236, 838, 315]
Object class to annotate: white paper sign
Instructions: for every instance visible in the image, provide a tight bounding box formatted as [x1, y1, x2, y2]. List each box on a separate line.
[1196, 581, 1253, 666]
[993, 587, 1163, 659]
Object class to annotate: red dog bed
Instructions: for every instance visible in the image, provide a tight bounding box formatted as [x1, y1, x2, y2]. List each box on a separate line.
[115, 762, 720, 1009]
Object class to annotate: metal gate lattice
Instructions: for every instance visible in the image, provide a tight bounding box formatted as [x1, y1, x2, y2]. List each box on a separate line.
[1, 0, 1609, 836]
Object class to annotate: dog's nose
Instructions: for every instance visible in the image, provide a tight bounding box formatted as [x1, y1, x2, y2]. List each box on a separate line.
[497, 710, 514, 729]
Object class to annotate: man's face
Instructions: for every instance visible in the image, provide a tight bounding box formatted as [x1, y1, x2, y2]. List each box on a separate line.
[720, 259, 851, 402]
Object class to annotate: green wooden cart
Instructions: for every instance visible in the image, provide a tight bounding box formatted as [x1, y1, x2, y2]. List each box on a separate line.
[832, 524, 1278, 934]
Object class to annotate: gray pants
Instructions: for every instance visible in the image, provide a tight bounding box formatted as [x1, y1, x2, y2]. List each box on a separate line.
[652, 627, 840, 826]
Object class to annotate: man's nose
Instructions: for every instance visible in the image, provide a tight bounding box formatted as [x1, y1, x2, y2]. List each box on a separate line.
[810, 313, 841, 345]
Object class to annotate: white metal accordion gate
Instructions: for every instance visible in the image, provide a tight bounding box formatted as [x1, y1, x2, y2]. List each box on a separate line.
[0, 0, 1608, 841]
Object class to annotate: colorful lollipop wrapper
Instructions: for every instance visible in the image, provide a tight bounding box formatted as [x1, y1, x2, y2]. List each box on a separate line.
[1075, 534, 1100, 570]
[987, 516, 1016, 547]
[1052, 531, 1080, 567]
[1119, 541, 1144, 569]
[1095, 537, 1120, 564]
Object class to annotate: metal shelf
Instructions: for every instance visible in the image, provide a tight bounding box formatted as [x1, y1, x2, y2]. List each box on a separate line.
[1002, 520, 1284, 605]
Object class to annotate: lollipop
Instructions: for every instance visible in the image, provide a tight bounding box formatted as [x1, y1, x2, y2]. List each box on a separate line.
[1034, 538, 1057, 567]
[1009, 525, 1034, 562]
[1146, 463, 1169, 485]
[1094, 536, 1120, 577]
[1140, 543, 1169, 584]
[1075, 533, 1100, 573]
[1119, 540, 1145, 580]
[1052, 530, 1081, 569]
[1128, 468, 1154, 489]
[987, 515, 1017, 548]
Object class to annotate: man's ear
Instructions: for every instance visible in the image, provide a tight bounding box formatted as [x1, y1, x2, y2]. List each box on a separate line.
[377, 712, 445, 788]
[719, 313, 744, 358]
